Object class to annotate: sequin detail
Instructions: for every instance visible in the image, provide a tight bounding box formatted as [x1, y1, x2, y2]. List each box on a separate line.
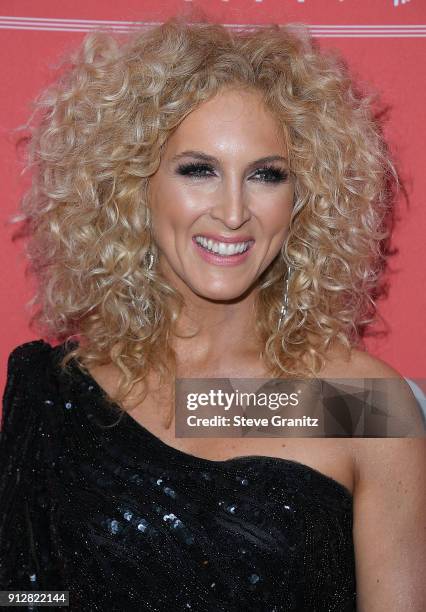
[0, 340, 356, 611]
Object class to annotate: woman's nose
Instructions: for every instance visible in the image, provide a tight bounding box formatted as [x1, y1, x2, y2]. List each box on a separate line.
[208, 180, 252, 229]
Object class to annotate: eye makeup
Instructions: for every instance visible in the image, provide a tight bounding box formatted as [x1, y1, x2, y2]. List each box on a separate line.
[175, 161, 288, 184]
[252, 164, 289, 184]
[176, 162, 214, 178]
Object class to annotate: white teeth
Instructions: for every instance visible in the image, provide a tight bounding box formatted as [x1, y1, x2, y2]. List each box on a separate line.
[195, 236, 252, 256]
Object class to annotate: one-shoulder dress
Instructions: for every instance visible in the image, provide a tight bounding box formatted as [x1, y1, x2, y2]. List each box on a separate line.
[0, 340, 356, 611]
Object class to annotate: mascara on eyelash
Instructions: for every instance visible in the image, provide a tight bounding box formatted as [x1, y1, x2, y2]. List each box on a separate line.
[176, 163, 288, 182]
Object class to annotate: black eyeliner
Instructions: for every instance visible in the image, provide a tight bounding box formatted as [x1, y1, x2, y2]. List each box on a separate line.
[176, 162, 213, 176]
[254, 164, 288, 183]
[175, 161, 288, 183]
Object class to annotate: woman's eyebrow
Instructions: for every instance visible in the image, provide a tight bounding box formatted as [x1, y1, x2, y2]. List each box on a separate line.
[170, 150, 287, 168]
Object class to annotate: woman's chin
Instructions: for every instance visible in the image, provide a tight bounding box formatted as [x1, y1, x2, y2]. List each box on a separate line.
[187, 282, 253, 303]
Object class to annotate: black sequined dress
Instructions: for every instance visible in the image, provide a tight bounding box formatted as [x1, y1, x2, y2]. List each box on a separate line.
[0, 341, 356, 611]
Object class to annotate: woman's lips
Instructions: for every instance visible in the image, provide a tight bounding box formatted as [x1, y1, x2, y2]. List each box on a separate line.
[193, 233, 254, 244]
[192, 237, 254, 266]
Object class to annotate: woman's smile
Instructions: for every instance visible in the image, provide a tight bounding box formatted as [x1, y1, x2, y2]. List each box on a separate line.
[192, 235, 256, 266]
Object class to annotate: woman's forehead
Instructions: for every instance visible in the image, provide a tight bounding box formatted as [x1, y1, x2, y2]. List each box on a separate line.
[162, 89, 288, 162]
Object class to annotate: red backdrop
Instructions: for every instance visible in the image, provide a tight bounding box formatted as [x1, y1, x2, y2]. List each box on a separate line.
[1, 0, 425, 396]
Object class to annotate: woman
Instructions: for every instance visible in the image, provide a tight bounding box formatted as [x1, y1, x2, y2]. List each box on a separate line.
[0, 15, 424, 612]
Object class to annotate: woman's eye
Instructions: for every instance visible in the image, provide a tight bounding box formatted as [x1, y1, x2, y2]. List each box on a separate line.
[176, 163, 215, 178]
[176, 162, 288, 183]
[252, 166, 288, 184]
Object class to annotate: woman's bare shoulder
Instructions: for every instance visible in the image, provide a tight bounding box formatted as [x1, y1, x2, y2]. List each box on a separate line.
[320, 343, 403, 379]
[320, 344, 424, 462]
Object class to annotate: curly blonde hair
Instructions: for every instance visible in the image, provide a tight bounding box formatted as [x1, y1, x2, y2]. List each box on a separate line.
[12, 14, 396, 427]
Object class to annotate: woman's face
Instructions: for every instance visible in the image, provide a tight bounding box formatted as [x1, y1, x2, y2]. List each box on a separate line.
[148, 87, 294, 303]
